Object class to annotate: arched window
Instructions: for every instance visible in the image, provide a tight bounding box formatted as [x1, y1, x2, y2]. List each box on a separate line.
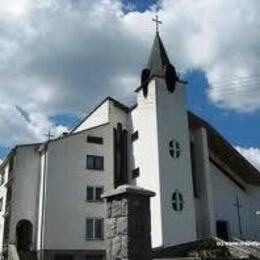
[16, 220, 33, 251]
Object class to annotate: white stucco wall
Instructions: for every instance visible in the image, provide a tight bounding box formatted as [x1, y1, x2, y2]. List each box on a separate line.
[43, 124, 114, 251]
[73, 100, 109, 133]
[132, 78, 197, 248]
[155, 79, 197, 247]
[131, 80, 163, 248]
[8, 145, 41, 250]
[109, 101, 129, 130]
[247, 184, 260, 241]
[210, 159, 252, 240]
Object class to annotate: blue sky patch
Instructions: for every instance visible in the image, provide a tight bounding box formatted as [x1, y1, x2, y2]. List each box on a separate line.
[185, 70, 260, 148]
[122, 0, 159, 13]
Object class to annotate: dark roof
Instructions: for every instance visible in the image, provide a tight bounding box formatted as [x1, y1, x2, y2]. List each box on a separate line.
[147, 32, 170, 77]
[1, 95, 259, 186]
[108, 96, 130, 113]
[135, 33, 186, 93]
[188, 112, 260, 185]
[115, 98, 260, 185]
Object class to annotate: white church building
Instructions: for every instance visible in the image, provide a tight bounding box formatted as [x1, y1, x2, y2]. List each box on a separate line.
[0, 32, 260, 260]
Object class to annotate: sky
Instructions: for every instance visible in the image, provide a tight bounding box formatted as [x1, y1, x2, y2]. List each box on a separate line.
[0, 0, 260, 169]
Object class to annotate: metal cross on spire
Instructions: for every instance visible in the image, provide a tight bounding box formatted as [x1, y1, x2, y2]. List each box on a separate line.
[152, 15, 162, 33]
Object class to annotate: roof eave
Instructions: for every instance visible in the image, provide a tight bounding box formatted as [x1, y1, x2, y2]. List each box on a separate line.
[188, 111, 260, 185]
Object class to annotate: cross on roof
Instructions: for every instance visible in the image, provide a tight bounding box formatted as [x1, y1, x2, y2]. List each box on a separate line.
[152, 15, 162, 33]
[45, 131, 54, 141]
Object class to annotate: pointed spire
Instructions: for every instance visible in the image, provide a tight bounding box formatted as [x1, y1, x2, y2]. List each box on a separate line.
[147, 32, 170, 77]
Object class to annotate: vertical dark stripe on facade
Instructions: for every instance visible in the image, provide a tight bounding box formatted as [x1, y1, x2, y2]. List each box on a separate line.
[190, 142, 199, 198]
[122, 129, 128, 184]
[113, 128, 118, 188]
[117, 123, 123, 187]
[114, 123, 128, 188]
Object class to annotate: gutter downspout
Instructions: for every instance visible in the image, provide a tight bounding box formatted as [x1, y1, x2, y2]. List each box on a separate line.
[38, 146, 48, 260]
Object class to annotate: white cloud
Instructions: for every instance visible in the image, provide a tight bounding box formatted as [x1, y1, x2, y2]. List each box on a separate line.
[0, 103, 68, 147]
[0, 0, 260, 147]
[236, 146, 260, 171]
[159, 0, 260, 112]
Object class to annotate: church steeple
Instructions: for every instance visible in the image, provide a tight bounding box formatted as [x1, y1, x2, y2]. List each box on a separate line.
[147, 32, 170, 77]
[138, 16, 179, 96]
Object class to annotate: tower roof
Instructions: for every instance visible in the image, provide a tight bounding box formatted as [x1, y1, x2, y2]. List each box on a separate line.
[147, 32, 170, 77]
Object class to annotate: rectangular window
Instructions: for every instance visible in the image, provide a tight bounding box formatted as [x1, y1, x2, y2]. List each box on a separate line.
[131, 131, 139, 142]
[86, 218, 104, 240]
[87, 187, 94, 201]
[86, 219, 94, 239]
[86, 186, 104, 202]
[86, 155, 104, 170]
[95, 219, 104, 239]
[95, 187, 104, 201]
[87, 136, 103, 145]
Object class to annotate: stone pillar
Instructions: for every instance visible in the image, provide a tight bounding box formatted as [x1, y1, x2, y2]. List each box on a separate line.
[103, 185, 155, 260]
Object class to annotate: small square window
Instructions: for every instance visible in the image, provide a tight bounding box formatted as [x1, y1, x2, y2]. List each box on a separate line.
[87, 136, 103, 145]
[95, 157, 104, 170]
[86, 218, 104, 240]
[86, 186, 104, 202]
[87, 187, 94, 201]
[86, 219, 94, 239]
[86, 155, 104, 171]
[95, 219, 104, 239]
[95, 187, 104, 201]
[87, 156, 95, 169]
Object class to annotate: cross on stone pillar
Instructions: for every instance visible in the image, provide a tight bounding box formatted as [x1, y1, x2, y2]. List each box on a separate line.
[233, 196, 243, 238]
